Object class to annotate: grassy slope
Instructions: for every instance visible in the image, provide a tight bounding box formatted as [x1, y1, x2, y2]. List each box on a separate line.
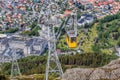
[79, 23, 98, 53]
[57, 16, 120, 54]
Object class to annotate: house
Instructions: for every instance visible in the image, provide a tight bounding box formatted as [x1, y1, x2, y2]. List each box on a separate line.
[78, 18, 86, 26]
[77, 14, 94, 26]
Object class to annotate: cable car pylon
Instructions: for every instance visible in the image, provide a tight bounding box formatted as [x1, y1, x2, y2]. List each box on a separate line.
[10, 49, 21, 79]
[45, 0, 63, 80]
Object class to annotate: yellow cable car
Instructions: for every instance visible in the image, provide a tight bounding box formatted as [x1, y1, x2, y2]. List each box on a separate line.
[66, 14, 78, 48]
[66, 30, 78, 48]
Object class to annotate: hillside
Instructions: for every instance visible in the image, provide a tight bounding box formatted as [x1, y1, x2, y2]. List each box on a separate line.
[62, 58, 120, 80]
[57, 12, 120, 54]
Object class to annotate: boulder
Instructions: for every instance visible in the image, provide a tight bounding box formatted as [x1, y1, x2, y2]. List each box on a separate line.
[62, 58, 120, 80]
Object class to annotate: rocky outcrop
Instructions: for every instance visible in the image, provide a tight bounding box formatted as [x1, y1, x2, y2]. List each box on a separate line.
[62, 58, 120, 80]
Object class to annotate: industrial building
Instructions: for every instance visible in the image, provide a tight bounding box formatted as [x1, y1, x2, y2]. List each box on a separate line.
[0, 35, 47, 62]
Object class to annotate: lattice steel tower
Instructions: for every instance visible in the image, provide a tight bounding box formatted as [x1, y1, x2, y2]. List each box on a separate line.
[45, 0, 63, 80]
[11, 49, 21, 79]
[0, 56, 4, 74]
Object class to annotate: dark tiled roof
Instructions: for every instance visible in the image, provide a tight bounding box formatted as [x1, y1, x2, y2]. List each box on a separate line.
[1, 38, 8, 45]
[78, 19, 85, 23]
[25, 39, 33, 46]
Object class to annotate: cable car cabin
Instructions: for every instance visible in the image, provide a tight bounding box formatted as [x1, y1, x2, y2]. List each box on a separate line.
[66, 30, 77, 48]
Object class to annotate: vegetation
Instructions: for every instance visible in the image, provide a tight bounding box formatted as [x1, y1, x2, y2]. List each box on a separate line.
[0, 27, 19, 34]
[54, 27, 59, 33]
[1, 53, 118, 77]
[13, 74, 55, 80]
[96, 12, 120, 54]
[21, 22, 40, 36]
[57, 12, 120, 54]
[0, 74, 9, 80]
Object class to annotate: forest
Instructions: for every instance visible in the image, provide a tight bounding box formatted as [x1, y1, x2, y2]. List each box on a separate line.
[1, 53, 118, 76]
[95, 12, 120, 54]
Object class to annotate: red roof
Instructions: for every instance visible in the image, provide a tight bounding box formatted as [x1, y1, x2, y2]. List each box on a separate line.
[64, 10, 72, 17]
[68, 0, 73, 5]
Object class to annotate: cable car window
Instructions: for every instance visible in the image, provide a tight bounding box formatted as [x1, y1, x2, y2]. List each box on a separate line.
[71, 37, 76, 43]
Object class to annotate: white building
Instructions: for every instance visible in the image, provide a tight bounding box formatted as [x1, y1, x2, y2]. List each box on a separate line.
[0, 35, 47, 58]
[116, 47, 120, 56]
[77, 14, 94, 26]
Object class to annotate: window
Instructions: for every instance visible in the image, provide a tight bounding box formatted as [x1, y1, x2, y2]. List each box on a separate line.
[71, 37, 76, 43]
